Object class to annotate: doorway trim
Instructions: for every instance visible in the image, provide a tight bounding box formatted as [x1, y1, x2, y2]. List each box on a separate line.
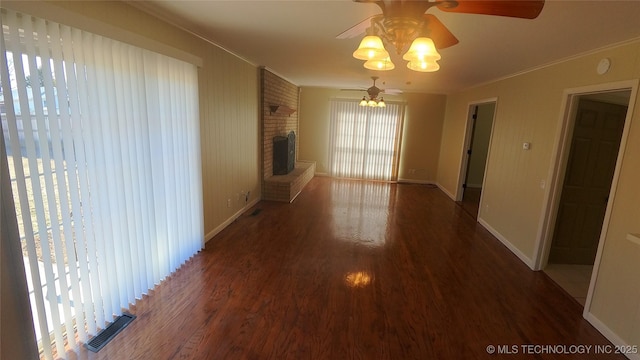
[533, 79, 638, 312]
[456, 97, 498, 203]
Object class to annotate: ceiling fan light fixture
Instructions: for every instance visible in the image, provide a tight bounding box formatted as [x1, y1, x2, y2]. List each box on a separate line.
[364, 57, 395, 71]
[344, 0, 545, 74]
[360, 98, 386, 107]
[407, 59, 440, 72]
[353, 35, 389, 60]
[358, 76, 388, 107]
[359, 98, 386, 108]
[403, 37, 441, 62]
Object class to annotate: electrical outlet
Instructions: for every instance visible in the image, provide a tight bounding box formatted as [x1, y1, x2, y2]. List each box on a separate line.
[227, 199, 231, 208]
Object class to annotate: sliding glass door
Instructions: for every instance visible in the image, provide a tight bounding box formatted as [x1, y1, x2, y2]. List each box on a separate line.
[1, 9, 203, 358]
[328, 99, 404, 181]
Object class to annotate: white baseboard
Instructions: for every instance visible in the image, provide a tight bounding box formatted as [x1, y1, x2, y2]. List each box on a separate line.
[584, 312, 640, 360]
[397, 178, 436, 185]
[205, 197, 261, 242]
[435, 183, 457, 201]
[478, 217, 536, 270]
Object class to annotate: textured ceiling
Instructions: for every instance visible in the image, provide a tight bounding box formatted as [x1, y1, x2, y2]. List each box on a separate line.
[131, 0, 640, 94]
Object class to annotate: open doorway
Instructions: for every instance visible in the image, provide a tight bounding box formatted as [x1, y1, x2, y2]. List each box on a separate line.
[543, 89, 631, 306]
[457, 101, 496, 219]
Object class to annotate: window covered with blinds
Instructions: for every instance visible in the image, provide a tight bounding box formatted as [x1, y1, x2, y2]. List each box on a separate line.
[328, 99, 404, 181]
[1, 9, 203, 359]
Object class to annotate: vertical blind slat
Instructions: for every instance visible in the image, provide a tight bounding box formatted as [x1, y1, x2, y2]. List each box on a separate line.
[76, 29, 107, 330]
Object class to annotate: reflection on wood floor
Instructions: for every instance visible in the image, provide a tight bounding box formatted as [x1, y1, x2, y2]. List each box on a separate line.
[72, 177, 623, 360]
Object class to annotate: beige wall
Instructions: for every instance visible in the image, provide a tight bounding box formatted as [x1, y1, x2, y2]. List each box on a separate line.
[438, 40, 640, 349]
[298, 88, 446, 183]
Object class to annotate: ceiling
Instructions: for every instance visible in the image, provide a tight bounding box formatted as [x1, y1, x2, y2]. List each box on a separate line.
[131, 0, 640, 94]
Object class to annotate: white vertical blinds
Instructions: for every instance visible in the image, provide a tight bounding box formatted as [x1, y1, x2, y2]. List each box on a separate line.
[328, 99, 404, 181]
[1, 9, 203, 359]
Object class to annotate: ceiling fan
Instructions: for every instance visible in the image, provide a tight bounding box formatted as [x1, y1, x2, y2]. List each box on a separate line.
[338, 0, 545, 72]
[343, 76, 401, 107]
[343, 76, 402, 95]
[338, 0, 545, 51]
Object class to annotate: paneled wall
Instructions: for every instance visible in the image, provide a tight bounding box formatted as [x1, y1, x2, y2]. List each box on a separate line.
[200, 48, 260, 240]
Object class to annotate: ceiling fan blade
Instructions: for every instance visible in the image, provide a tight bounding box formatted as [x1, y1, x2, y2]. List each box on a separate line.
[382, 89, 403, 95]
[422, 14, 459, 49]
[336, 15, 376, 39]
[439, 0, 545, 19]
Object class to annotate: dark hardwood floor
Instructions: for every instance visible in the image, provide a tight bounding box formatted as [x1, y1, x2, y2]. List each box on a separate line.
[70, 177, 623, 359]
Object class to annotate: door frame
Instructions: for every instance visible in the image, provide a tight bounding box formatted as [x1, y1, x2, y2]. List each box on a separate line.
[456, 98, 498, 205]
[533, 79, 638, 313]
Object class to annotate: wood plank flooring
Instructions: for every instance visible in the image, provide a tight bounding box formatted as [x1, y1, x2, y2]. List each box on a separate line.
[70, 177, 624, 359]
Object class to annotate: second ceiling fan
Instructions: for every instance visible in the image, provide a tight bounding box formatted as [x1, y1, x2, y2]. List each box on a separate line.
[342, 76, 402, 107]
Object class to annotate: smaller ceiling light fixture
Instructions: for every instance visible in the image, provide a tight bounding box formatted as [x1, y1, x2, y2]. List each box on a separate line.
[359, 76, 386, 107]
[360, 96, 386, 107]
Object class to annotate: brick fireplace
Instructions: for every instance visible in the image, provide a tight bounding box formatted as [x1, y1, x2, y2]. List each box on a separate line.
[260, 68, 314, 202]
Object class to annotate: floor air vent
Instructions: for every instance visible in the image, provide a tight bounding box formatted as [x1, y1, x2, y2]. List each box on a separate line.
[85, 313, 136, 352]
[251, 209, 262, 216]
